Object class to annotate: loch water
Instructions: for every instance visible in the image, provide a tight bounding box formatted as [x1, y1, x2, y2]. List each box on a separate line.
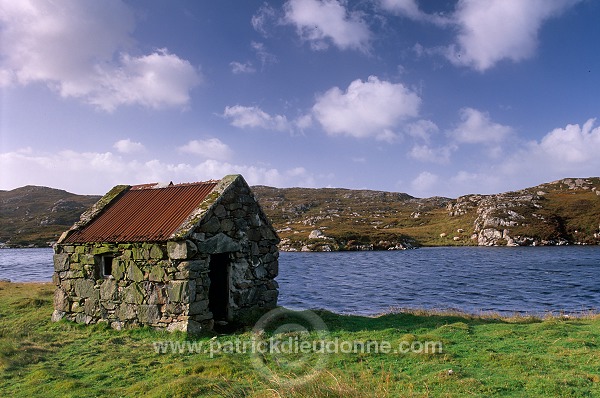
[1, 246, 600, 316]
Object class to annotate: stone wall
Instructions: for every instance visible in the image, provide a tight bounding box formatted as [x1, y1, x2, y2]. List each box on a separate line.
[52, 177, 279, 333]
[52, 241, 202, 331]
[193, 176, 279, 326]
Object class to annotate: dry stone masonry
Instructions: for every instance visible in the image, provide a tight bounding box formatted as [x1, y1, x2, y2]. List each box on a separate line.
[52, 175, 279, 333]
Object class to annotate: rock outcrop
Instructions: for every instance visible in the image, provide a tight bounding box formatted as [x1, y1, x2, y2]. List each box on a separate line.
[447, 178, 600, 246]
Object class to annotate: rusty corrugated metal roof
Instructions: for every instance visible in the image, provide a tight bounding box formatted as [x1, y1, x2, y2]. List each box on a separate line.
[63, 181, 218, 243]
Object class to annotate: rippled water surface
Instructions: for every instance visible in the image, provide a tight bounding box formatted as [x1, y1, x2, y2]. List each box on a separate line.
[2, 246, 600, 315]
[0, 248, 55, 282]
[277, 247, 600, 315]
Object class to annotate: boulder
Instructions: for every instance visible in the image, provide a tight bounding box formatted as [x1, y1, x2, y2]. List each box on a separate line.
[309, 229, 324, 239]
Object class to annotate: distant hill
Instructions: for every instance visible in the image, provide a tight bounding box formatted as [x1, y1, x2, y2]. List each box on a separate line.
[0, 186, 100, 247]
[252, 177, 600, 250]
[1, 178, 599, 249]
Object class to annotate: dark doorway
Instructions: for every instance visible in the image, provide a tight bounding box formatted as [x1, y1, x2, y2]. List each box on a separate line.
[208, 253, 230, 322]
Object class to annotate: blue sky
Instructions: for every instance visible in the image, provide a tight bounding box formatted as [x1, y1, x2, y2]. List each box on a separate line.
[1, 0, 599, 197]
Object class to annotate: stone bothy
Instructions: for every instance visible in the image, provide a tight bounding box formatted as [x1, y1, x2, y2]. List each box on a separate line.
[52, 175, 279, 333]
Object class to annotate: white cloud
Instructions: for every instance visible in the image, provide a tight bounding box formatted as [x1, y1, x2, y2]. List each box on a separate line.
[252, 3, 277, 36]
[284, 166, 318, 187]
[378, 0, 450, 25]
[537, 118, 600, 164]
[312, 76, 421, 141]
[230, 61, 256, 74]
[409, 144, 454, 164]
[223, 106, 313, 134]
[405, 119, 439, 142]
[294, 114, 314, 131]
[500, 118, 600, 181]
[283, 0, 371, 52]
[446, 0, 579, 71]
[113, 139, 145, 154]
[251, 41, 278, 68]
[178, 138, 233, 161]
[411, 171, 439, 195]
[378, 0, 421, 18]
[0, 147, 319, 194]
[376, 130, 399, 143]
[450, 108, 513, 144]
[445, 118, 600, 196]
[223, 105, 290, 131]
[0, 0, 200, 111]
[451, 171, 479, 185]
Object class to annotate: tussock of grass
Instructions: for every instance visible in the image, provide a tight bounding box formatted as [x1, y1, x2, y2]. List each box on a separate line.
[1, 282, 600, 397]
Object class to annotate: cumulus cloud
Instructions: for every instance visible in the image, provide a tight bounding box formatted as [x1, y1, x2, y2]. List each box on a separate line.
[295, 114, 314, 131]
[283, 0, 371, 52]
[178, 138, 233, 161]
[443, 118, 600, 197]
[0, 0, 201, 111]
[113, 139, 145, 154]
[378, 0, 448, 24]
[411, 171, 439, 195]
[537, 118, 600, 164]
[446, 0, 579, 71]
[450, 108, 513, 144]
[405, 119, 439, 142]
[223, 105, 290, 131]
[223, 106, 314, 134]
[409, 144, 454, 164]
[230, 61, 256, 74]
[0, 147, 319, 194]
[501, 118, 600, 181]
[378, 0, 421, 18]
[312, 76, 421, 141]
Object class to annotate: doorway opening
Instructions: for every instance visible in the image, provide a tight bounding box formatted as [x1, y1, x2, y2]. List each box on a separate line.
[208, 253, 230, 323]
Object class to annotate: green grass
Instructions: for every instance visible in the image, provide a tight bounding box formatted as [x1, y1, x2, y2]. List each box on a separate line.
[1, 282, 600, 397]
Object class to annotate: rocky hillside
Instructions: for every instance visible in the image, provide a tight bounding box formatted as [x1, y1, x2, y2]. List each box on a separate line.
[1, 178, 599, 249]
[252, 186, 452, 251]
[252, 177, 600, 251]
[0, 186, 100, 247]
[447, 178, 600, 247]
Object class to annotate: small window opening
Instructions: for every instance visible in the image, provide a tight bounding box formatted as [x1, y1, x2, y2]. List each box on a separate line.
[102, 256, 114, 277]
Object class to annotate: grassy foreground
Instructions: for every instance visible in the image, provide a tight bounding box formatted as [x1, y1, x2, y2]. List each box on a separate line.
[1, 282, 600, 397]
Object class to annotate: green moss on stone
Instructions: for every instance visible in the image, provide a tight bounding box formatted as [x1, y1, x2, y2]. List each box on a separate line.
[168, 280, 189, 303]
[112, 260, 125, 280]
[92, 244, 116, 255]
[127, 263, 144, 282]
[149, 244, 164, 259]
[95, 185, 130, 210]
[80, 254, 97, 266]
[123, 283, 145, 304]
[133, 247, 150, 261]
[149, 266, 166, 282]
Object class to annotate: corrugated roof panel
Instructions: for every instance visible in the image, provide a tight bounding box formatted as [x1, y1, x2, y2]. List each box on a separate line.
[64, 182, 218, 243]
